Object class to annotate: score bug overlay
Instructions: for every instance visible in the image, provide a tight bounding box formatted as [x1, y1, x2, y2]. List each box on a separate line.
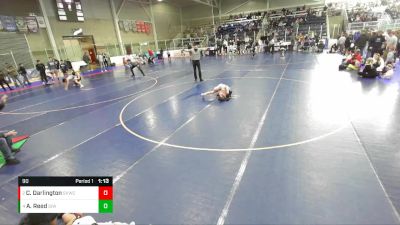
[18, 176, 113, 213]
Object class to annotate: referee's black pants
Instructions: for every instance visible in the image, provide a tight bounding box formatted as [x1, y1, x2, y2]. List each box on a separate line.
[192, 60, 202, 81]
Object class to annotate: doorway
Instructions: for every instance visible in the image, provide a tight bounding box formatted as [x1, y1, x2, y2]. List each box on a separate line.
[62, 35, 97, 62]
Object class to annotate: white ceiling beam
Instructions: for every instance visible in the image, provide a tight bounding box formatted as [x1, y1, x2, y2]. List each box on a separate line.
[117, 0, 127, 16]
[190, 0, 218, 8]
[224, 0, 250, 14]
[127, 0, 151, 5]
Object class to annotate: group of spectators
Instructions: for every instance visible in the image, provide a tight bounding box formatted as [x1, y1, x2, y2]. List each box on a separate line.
[228, 11, 264, 21]
[95, 52, 112, 72]
[0, 57, 72, 92]
[211, 5, 329, 56]
[183, 25, 213, 39]
[347, 2, 382, 22]
[0, 56, 84, 93]
[327, 2, 345, 16]
[0, 58, 83, 166]
[211, 11, 266, 55]
[385, 2, 400, 20]
[264, 6, 327, 43]
[334, 29, 399, 79]
[346, 0, 400, 22]
[294, 32, 325, 52]
[0, 63, 31, 92]
[216, 19, 262, 40]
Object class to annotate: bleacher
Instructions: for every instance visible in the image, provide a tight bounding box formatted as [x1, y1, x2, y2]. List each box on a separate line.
[181, 5, 327, 48]
[385, 2, 400, 20]
[346, 1, 396, 32]
[298, 14, 327, 38]
[264, 6, 327, 41]
[216, 18, 262, 40]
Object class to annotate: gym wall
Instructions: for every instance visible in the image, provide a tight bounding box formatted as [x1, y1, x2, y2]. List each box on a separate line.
[0, 0, 182, 62]
[0, 0, 52, 62]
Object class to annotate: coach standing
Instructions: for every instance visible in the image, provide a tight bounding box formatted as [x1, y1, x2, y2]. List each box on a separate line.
[36, 60, 48, 85]
[188, 45, 203, 82]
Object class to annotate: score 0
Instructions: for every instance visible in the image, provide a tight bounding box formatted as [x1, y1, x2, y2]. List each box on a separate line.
[98, 185, 113, 213]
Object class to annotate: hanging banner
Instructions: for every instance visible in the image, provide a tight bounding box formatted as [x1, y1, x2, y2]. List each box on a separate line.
[35, 16, 46, 28]
[128, 20, 135, 32]
[144, 22, 152, 34]
[0, 16, 17, 32]
[25, 16, 38, 33]
[131, 21, 137, 32]
[123, 20, 130, 32]
[136, 20, 145, 33]
[15, 17, 28, 32]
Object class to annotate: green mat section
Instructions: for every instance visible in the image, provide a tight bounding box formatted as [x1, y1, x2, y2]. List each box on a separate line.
[0, 153, 5, 168]
[12, 139, 27, 151]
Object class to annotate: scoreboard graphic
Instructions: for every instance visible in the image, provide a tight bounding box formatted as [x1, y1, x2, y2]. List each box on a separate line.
[56, 0, 85, 22]
[18, 176, 113, 213]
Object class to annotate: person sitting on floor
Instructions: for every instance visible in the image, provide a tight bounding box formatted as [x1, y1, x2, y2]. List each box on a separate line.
[339, 49, 361, 70]
[346, 49, 363, 70]
[317, 40, 325, 53]
[0, 95, 20, 165]
[201, 83, 232, 101]
[385, 47, 396, 64]
[380, 62, 394, 79]
[358, 57, 377, 78]
[330, 43, 338, 53]
[372, 53, 385, 73]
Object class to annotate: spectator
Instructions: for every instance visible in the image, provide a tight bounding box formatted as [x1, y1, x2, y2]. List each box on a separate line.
[0, 95, 20, 165]
[97, 53, 106, 72]
[373, 31, 385, 56]
[372, 53, 385, 72]
[386, 30, 398, 51]
[82, 52, 91, 72]
[47, 57, 59, 82]
[355, 30, 368, 56]
[330, 42, 338, 53]
[102, 53, 109, 68]
[380, 62, 394, 79]
[338, 33, 346, 53]
[5, 63, 24, 88]
[60, 60, 69, 77]
[82, 52, 90, 65]
[35, 60, 49, 85]
[358, 57, 377, 78]
[18, 63, 31, 86]
[0, 69, 13, 92]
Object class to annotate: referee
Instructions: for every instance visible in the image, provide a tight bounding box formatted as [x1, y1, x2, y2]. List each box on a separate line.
[188, 45, 203, 82]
